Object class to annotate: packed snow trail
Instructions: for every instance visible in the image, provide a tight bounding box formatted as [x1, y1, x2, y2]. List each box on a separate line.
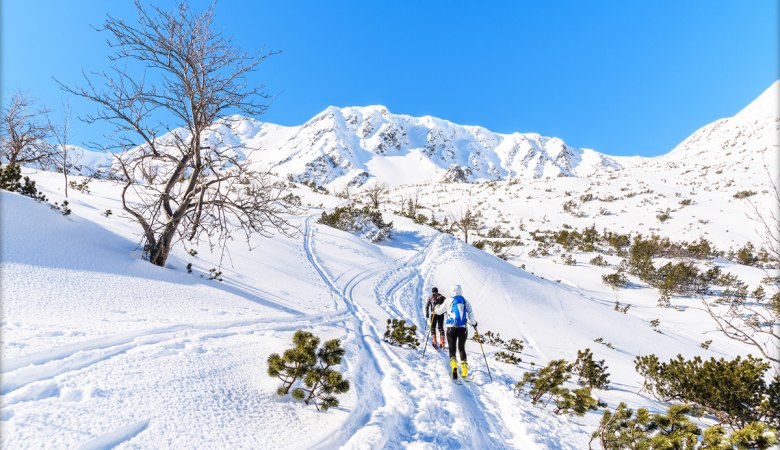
[303, 218, 538, 448]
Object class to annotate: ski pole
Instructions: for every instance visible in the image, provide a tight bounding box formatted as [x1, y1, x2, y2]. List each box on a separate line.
[422, 314, 435, 356]
[473, 324, 493, 382]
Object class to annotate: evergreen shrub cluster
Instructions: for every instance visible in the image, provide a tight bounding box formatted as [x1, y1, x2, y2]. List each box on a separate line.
[514, 358, 603, 416]
[0, 163, 47, 202]
[635, 354, 778, 428]
[471, 330, 524, 365]
[593, 403, 777, 450]
[319, 203, 393, 242]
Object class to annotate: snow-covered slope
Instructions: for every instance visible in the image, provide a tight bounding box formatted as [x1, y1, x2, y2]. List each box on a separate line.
[0, 164, 764, 448]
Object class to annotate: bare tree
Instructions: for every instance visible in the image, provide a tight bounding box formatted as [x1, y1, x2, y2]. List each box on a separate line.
[62, 1, 297, 267]
[747, 164, 780, 264]
[48, 103, 75, 197]
[1, 91, 54, 169]
[449, 207, 482, 245]
[364, 182, 388, 209]
[407, 189, 422, 217]
[703, 164, 780, 366]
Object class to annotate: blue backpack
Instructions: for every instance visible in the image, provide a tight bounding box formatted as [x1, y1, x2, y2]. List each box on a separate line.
[447, 295, 468, 327]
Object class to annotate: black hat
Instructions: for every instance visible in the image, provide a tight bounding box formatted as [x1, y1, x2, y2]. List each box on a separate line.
[432, 287, 438, 293]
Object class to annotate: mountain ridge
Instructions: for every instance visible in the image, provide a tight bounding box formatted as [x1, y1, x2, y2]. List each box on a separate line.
[71, 81, 779, 189]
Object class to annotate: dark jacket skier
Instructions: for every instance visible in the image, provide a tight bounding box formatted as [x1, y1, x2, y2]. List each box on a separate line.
[425, 287, 447, 349]
[443, 284, 477, 380]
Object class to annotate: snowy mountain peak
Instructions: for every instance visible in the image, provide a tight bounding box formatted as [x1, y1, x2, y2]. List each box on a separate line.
[666, 80, 779, 170]
[245, 105, 623, 187]
[734, 79, 780, 122]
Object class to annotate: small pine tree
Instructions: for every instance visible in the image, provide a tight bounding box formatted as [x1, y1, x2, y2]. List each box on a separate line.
[602, 271, 629, 289]
[589, 255, 609, 267]
[649, 404, 701, 449]
[729, 422, 778, 449]
[300, 338, 350, 411]
[516, 359, 571, 404]
[267, 330, 319, 396]
[553, 386, 600, 416]
[495, 351, 521, 365]
[573, 348, 610, 389]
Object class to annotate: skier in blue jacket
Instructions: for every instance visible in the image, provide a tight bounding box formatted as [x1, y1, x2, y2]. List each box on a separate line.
[443, 284, 477, 380]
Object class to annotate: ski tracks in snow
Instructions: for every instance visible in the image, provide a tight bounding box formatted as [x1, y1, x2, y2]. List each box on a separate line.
[304, 218, 515, 448]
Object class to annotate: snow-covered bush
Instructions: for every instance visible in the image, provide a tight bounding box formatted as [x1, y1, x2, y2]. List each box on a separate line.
[318, 204, 393, 242]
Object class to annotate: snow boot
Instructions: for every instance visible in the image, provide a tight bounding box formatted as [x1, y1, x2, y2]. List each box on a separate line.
[439, 335, 445, 349]
[450, 358, 458, 380]
[461, 361, 469, 378]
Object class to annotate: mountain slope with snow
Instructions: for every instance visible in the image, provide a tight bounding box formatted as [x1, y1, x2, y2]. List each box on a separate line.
[1, 162, 766, 448]
[2, 81, 778, 448]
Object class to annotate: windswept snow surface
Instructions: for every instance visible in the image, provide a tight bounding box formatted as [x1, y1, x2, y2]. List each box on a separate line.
[1, 166, 762, 449]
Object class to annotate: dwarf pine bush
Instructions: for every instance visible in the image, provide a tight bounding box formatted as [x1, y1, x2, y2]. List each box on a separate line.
[319, 204, 393, 242]
[572, 348, 610, 390]
[268, 330, 350, 412]
[383, 318, 420, 349]
[634, 354, 777, 427]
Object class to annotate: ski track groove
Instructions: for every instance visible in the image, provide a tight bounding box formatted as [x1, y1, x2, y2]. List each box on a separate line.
[1, 310, 351, 397]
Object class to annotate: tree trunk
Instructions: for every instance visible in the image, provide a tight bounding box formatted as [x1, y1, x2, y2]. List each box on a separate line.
[150, 224, 179, 267]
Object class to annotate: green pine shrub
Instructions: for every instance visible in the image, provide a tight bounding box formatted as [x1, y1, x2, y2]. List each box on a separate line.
[733, 190, 757, 199]
[0, 163, 47, 202]
[494, 351, 521, 365]
[572, 348, 610, 390]
[635, 354, 776, 427]
[267, 330, 319, 396]
[297, 338, 350, 411]
[319, 203, 393, 242]
[591, 403, 702, 450]
[267, 330, 350, 411]
[68, 178, 92, 194]
[383, 318, 420, 349]
[515, 359, 571, 404]
[589, 255, 609, 267]
[515, 359, 600, 416]
[51, 200, 72, 216]
[594, 403, 777, 450]
[602, 271, 629, 289]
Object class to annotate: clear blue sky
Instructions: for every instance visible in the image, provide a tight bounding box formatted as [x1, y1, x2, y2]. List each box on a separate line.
[3, 1, 778, 156]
